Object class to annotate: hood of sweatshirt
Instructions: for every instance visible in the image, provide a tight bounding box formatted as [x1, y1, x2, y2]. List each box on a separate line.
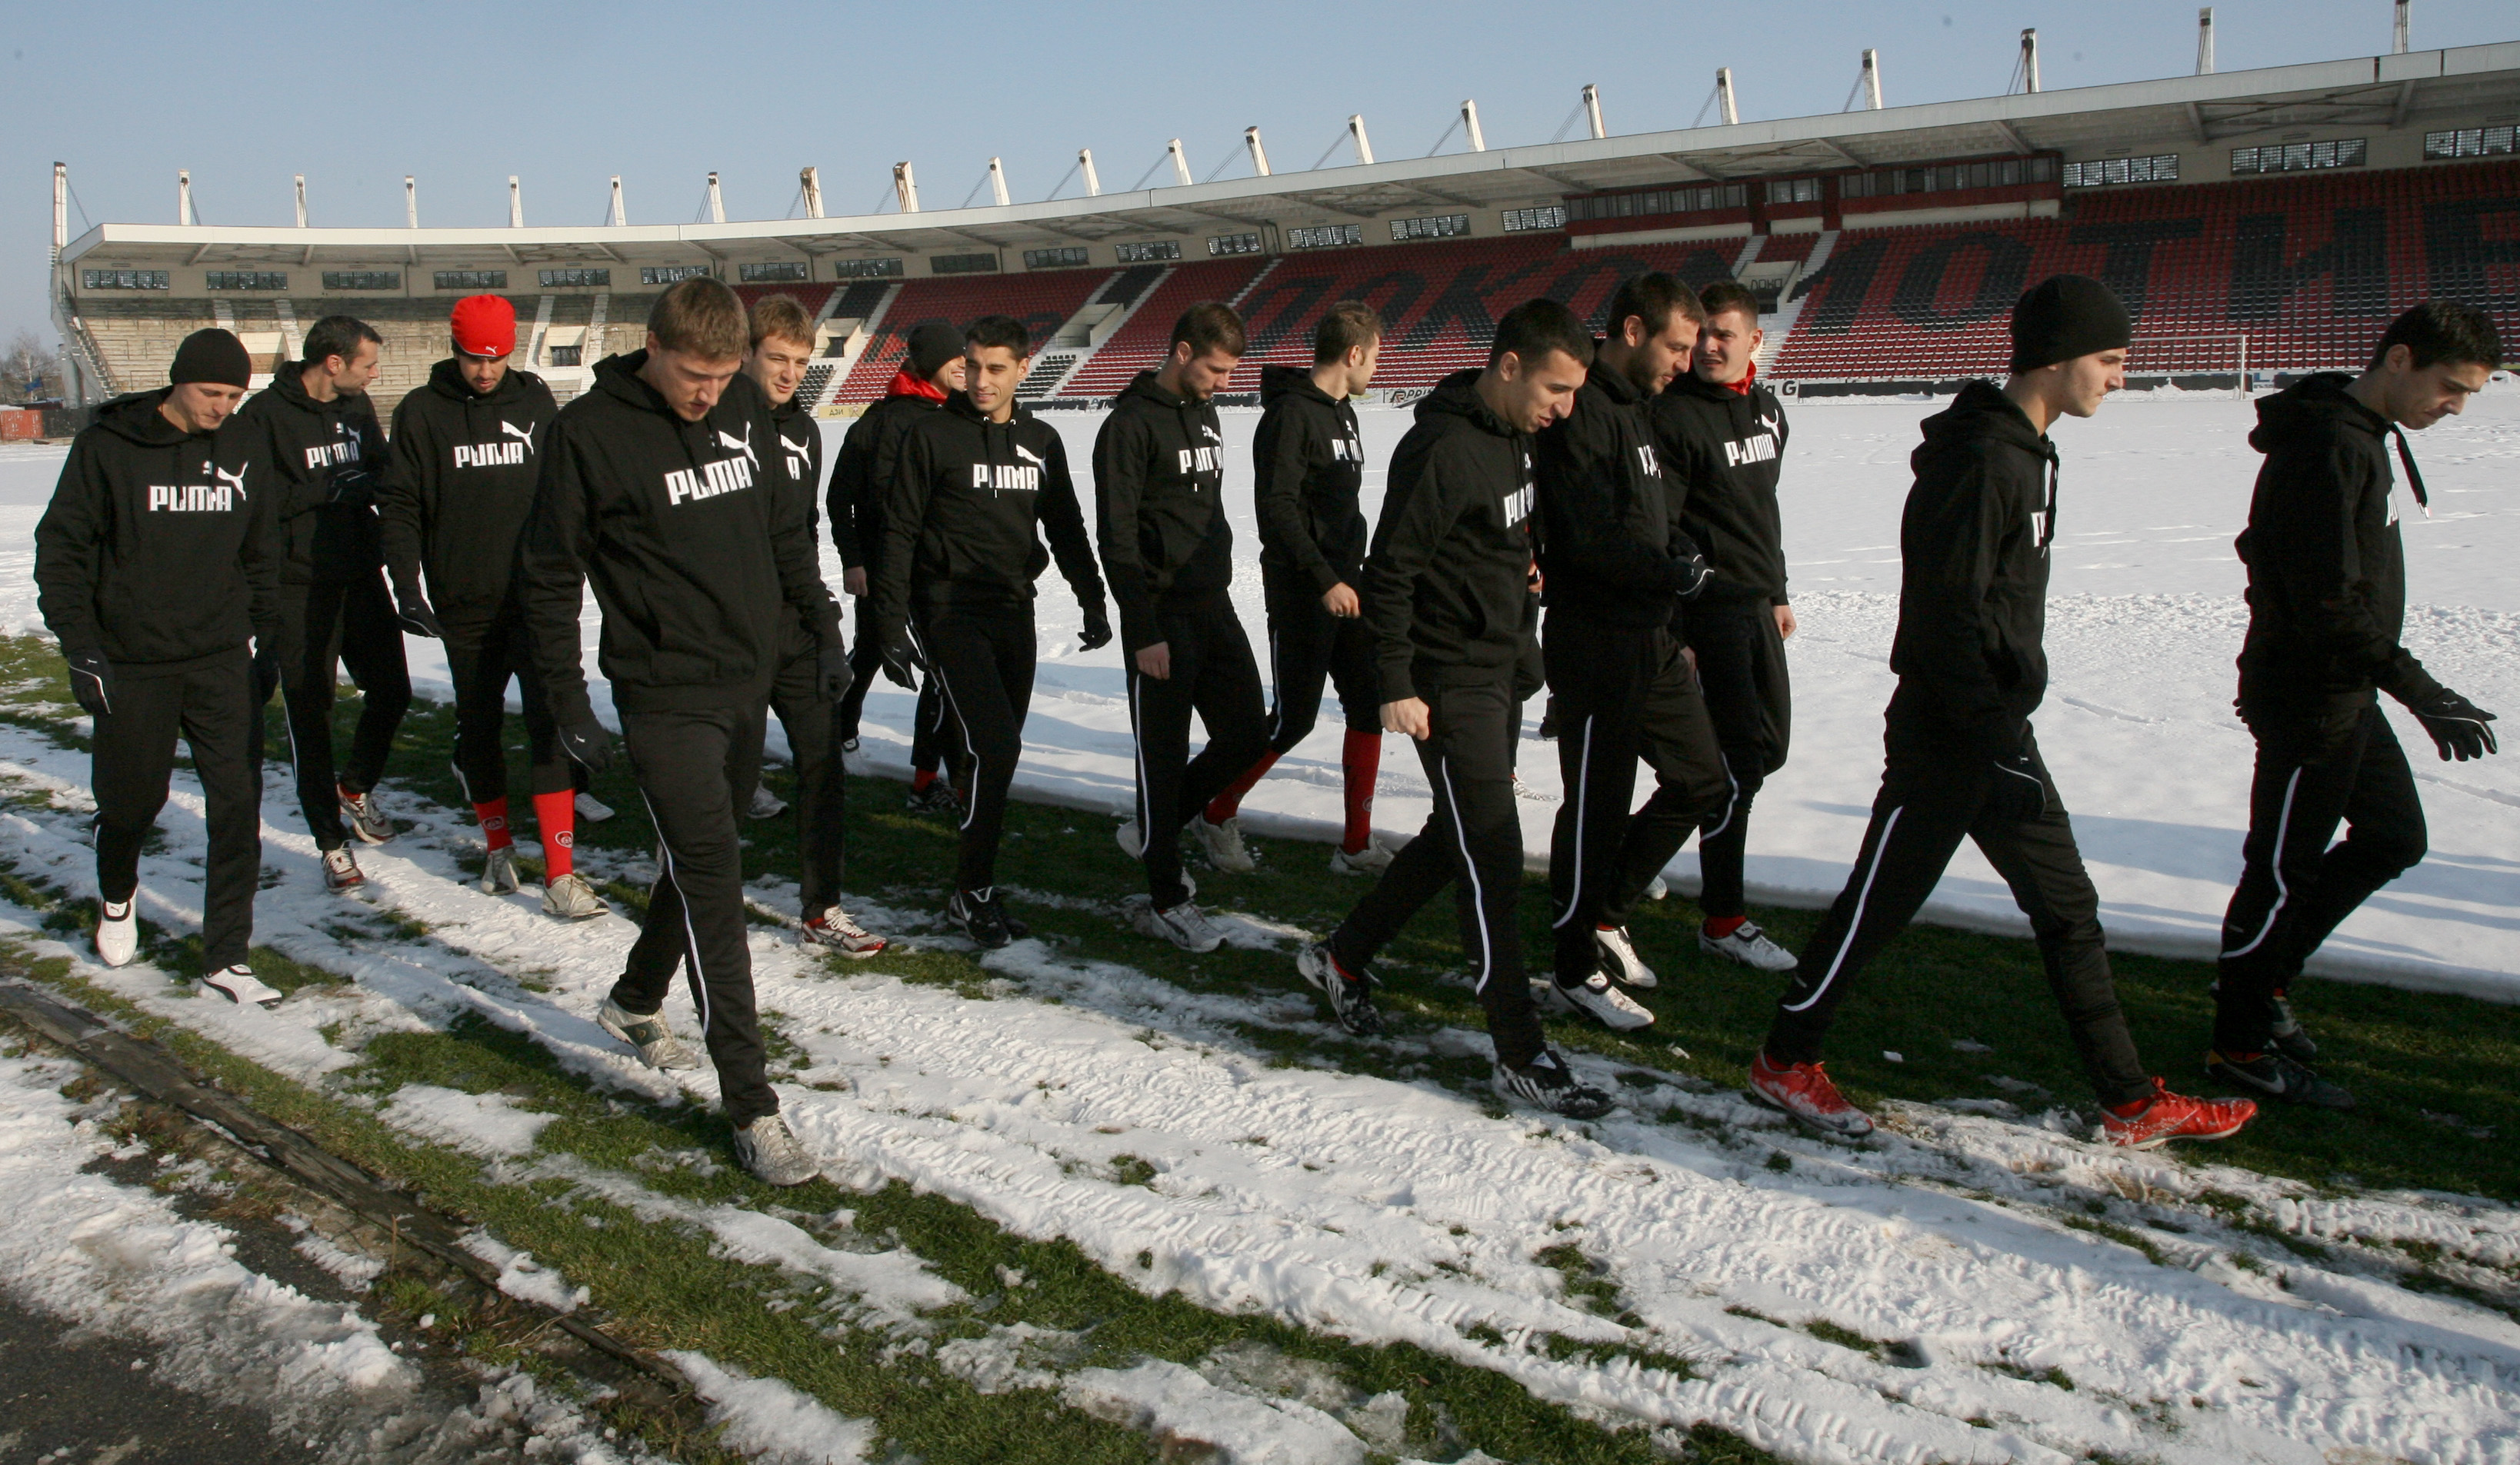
[1259, 365, 1339, 408]
[2248, 371, 2388, 455]
[1414, 368, 1516, 438]
[1915, 378, 2052, 475]
[92, 388, 198, 448]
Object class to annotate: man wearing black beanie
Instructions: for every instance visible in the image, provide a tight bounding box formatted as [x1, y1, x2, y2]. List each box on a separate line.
[826, 318, 967, 801]
[35, 328, 285, 1006]
[1745, 275, 2258, 1151]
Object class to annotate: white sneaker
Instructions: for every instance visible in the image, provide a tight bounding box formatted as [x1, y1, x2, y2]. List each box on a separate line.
[802, 907, 887, 957]
[574, 791, 615, 824]
[322, 847, 365, 892]
[1593, 925, 1657, 989]
[1188, 815, 1255, 873]
[1512, 774, 1556, 802]
[478, 847, 522, 895]
[1328, 838, 1395, 876]
[748, 784, 788, 820]
[200, 964, 284, 1008]
[1700, 921, 1798, 972]
[732, 1112, 819, 1187]
[95, 899, 138, 967]
[598, 997, 701, 1070]
[1645, 874, 1669, 901]
[1537, 972, 1656, 1032]
[338, 785, 395, 844]
[1114, 818, 1144, 859]
[542, 871, 610, 921]
[1127, 896, 1225, 954]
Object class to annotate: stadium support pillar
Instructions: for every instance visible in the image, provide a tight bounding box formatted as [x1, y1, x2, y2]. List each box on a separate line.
[294, 175, 308, 228]
[2393, 0, 2410, 54]
[1348, 115, 1375, 165]
[405, 175, 417, 228]
[2198, 8, 2215, 74]
[608, 176, 625, 227]
[1166, 139, 1192, 187]
[1717, 68, 1739, 125]
[1582, 84, 1606, 139]
[1462, 100, 1485, 152]
[1862, 50, 1883, 110]
[707, 171, 725, 224]
[513, 177, 526, 228]
[894, 161, 921, 213]
[1245, 127, 1272, 176]
[53, 162, 66, 256]
[2021, 30, 2041, 93]
[1079, 148, 1101, 197]
[178, 170, 194, 227]
[988, 156, 1011, 206]
[802, 166, 825, 219]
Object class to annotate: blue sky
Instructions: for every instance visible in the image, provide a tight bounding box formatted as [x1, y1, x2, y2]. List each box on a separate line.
[8, 0, 2512, 347]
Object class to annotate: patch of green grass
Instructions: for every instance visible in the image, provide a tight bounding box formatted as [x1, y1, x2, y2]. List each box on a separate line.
[2061, 1215, 2172, 1267]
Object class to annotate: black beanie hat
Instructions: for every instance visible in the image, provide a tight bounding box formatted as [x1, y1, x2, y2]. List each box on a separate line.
[905, 321, 965, 379]
[169, 328, 254, 389]
[2008, 275, 2132, 373]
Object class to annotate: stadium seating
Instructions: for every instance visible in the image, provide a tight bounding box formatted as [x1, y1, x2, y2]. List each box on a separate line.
[831, 268, 1116, 405]
[1047, 259, 1272, 400]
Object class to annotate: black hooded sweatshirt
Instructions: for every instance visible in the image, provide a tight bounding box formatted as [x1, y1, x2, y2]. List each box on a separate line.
[2233, 372, 2440, 716]
[826, 386, 945, 571]
[1362, 370, 1538, 701]
[35, 390, 279, 674]
[1092, 370, 1233, 652]
[874, 391, 1105, 634]
[232, 364, 390, 585]
[377, 358, 558, 638]
[515, 352, 840, 724]
[1888, 380, 2058, 734]
[1252, 365, 1367, 595]
[1533, 353, 1698, 628]
[1655, 369, 1792, 606]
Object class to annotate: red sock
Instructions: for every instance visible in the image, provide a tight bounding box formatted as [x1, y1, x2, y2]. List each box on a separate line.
[1206, 749, 1281, 825]
[912, 767, 936, 792]
[474, 797, 512, 851]
[1704, 914, 1747, 940]
[532, 790, 576, 879]
[1342, 730, 1380, 853]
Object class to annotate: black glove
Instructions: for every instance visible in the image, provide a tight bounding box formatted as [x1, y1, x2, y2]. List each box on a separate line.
[818, 641, 855, 702]
[558, 715, 614, 774]
[1078, 601, 1114, 653]
[879, 627, 922, 688]
[395, 593, 446, 640]
[2412, 688, 2499, 762]
[65, 649, 112, 718]
[327, 467, 381, 508]
[1666, 551, 1712, 601]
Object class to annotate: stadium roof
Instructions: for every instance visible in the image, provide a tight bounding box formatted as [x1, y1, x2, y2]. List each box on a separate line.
[58, 40, 2520, 271]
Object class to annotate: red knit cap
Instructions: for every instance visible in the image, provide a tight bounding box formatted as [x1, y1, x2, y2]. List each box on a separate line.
[449, 295, 516, 358]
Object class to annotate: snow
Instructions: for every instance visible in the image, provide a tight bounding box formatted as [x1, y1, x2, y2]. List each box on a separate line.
[383, 1082, 555, 1157]
[1062, 1357, 1368, 1465]
[3, 390, 2513, 993]
[662, 1350, 878, 1464]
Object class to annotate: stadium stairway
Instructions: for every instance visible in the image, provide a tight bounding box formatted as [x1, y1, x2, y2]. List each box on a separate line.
[831, 269, 1116, 405]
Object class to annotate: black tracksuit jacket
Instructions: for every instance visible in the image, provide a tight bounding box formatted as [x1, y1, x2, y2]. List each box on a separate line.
[1363, 370, 1538, 701]
[1252, 366, 1367, 594]
[1533, 355, 1697, 628]
[35, 390, 280, 673]
[377, 359, 558, 640]
[1092, 371, 1234, 653]
[1655, 370, 1791, 607]
[826, 388, 941, 571]
[232, 365, 391, 585]
[2233, 373, 2441, 719]
[768, 395, 830, 658]
[874, 391, 1105, 632]
[1888, 380, 2058, 737]
[515, 353, 840, 724]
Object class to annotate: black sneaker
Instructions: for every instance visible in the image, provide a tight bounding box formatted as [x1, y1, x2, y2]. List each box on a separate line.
[1295, 943, 1384, 1037]
[2205, 1049, 2355, 1110]
[2268, 993, 2318, 1061]
[948, 888, 1027, 949]
[905, 780, 962, 816]
[1492, 1047, 1615, 1120]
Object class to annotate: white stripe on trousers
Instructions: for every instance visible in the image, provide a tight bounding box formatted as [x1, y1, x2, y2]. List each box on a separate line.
[1438, 752, 1498, 994]
[1549, 715, 1596, 930]
[636, 786, 714, 1038]
[2221, 765, 2305, 960]
[1782, 805, 1905, 1014]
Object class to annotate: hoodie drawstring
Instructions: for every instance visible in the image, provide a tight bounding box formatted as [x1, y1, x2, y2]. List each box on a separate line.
[2390, 426, 2432, 518]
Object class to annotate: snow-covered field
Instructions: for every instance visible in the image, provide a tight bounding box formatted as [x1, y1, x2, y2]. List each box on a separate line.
[10, 390, 2511, 994]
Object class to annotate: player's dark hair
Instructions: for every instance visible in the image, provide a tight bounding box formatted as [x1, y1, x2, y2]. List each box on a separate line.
[301, 315, 382, 370]
[965, 314, 1031, 356]
[2368, 300, 2503, 373]
[1699, 279, 1762, 325]
[1489, 298, 1595, 370]
[747, 293, 815, 349]
[1313, 301, 1383, 364]
[1171, 301, 1247, 358]
[648, 277, 748, 359]
[1602, 272, 1702, 341]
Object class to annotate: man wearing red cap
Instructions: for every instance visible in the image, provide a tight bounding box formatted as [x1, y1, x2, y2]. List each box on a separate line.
[378, 295, 608, 920]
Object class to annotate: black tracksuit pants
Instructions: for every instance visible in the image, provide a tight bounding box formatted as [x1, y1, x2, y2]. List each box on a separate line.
[1766, 695, 2152, 1107]
[2215, 698, 2425, 1053]
[260, 571, 411, 851]
[836, 594, 952, 777]
[1545, 613, 1731, 986]
[92, 654, 262, 973]
[445, 618, 570, 805]
[1328, 674, 1545, 1068]
[609, 702, 778, 1126]
[1261, 568, 1381, 753]
[915, 602, 1038, 894]
[1685, 598, 1792, 921]
[767, 638, 847, 921]
[1126, 598, 1268, 908]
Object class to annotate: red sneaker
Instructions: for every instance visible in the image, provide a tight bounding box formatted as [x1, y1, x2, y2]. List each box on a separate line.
[1748, 1052, 1875, 1136]
[2102, 1077, 2257, 1150]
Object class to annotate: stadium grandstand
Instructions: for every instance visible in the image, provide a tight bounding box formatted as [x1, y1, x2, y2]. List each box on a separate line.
[45, 32, 2520, 421]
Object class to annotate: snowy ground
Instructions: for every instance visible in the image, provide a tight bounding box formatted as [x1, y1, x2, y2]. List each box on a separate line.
[7, 389, 2512, 995]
